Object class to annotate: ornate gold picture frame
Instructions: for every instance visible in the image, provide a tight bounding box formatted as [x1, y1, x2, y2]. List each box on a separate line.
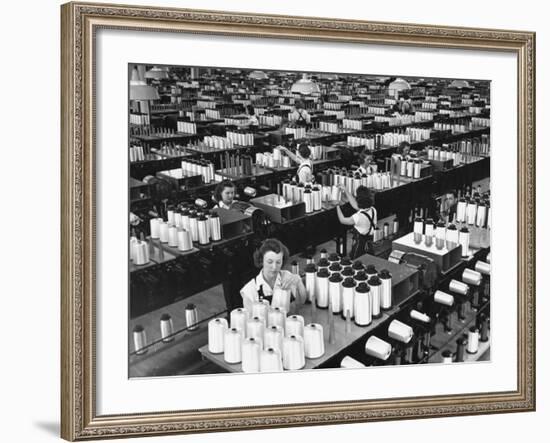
[61, 1, 535, 440]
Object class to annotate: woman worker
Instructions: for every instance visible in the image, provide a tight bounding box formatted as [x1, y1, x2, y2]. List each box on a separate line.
[336, 185, 377, 259]
[241, 104, 259, 128]
[280, 143, 314, 184]
[439, 190, 459, 223]
[288, 100, 311, 127]
[240, 238, 307, 314]
[397, 141, 412, 158]
[213, 179, 238, 210]
[356, 150, 378, 175]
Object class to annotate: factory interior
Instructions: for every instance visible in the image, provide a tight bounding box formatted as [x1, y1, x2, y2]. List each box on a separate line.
[128, 65, 491, 377]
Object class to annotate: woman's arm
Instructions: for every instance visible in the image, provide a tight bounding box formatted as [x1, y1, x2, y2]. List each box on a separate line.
[336, 205, 356, 226]
[240, 279, 258, 313]
[280, 147, 300, 165]
[295, 279, 307, 304]
[339, 184, 359, 211]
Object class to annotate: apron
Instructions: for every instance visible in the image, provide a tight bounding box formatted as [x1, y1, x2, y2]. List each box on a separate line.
[295, 110, 310, 129]
[350, 209, 376, 259]
[254, 276, 295, 313]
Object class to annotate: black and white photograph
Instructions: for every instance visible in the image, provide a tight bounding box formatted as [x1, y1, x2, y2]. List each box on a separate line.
[128, 64, 491, 378]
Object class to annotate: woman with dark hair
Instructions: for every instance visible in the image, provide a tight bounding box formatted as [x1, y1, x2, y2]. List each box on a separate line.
[356, 150, 378, 175]
[280, 143, 314, 184]
[240, 238, 306, 314]
[213, 179, 237, 210]
[288, 100, 311, 126]
[439, 190, 458, 223]
[244, 104, 259, 127]
[397, 141, 412, 158]
[336, 185, 377, 259]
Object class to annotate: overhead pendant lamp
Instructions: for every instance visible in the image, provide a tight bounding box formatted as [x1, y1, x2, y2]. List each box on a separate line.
[130, 66, 160, 101]
[290, 73, 320, 95]
[388, 78, 411, 98]
[248, 70, 268, 80]
[449, 79, 471, 89]
[144, 66, 170, 80]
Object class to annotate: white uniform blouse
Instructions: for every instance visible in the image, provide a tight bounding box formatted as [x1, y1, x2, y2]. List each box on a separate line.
[240, 270, 296, 314]
[351, 207, 377, 235]
[216, 200, 234, 210]
[297, 159, 314, 185]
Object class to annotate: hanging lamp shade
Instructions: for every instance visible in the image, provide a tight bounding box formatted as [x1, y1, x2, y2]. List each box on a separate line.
[291, 74, 320, 95]
[248, 70, 268, 80]
[449, 79, 471, 89]
[388, 78, 411, 98]
[319, 73, 339, 81]
[144, 66, 169, 80]
[130, 67, 160, 101]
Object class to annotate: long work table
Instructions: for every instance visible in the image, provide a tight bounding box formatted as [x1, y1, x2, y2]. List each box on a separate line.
[198, 253, 419, 373]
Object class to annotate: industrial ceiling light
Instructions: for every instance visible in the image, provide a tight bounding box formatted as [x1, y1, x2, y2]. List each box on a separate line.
[130, 66, 160, 101]
[319, 73, 339, 81]
[450, 79, 472, 89]
[388, 78, 411, 98]
[248, 70, 269, 80]
[144, 65, 169, 80]
[290, 73, 320, 95]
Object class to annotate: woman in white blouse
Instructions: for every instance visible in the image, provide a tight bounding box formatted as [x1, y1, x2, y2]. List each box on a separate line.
[240, 238, 306, 314]
[355, 151, 378, 176]
[280, 144, 314, 185]
[336, 185, 377, 259]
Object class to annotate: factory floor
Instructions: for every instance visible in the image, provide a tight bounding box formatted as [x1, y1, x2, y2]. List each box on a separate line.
[141, 232, 402, 377]
[129, 220, 490, 377]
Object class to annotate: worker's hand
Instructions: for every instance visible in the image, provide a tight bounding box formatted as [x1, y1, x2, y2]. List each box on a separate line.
[338, 185, 349, 202]
[280, 272, 302, 291]
[283, 277, 304, 306]
[283, 275, 307, 304]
